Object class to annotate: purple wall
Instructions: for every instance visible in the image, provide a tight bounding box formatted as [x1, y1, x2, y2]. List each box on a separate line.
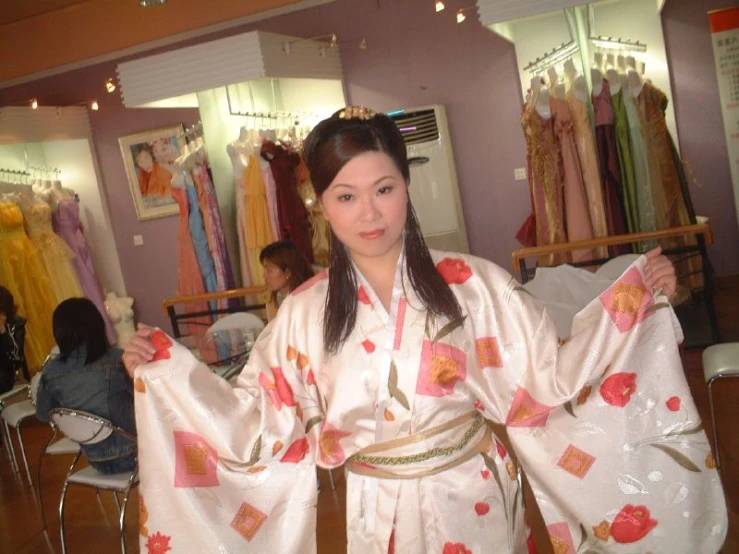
[1, 0, 736, 330]
[663, 0, 739, 276]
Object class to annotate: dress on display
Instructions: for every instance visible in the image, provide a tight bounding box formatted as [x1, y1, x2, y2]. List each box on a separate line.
[611, 90, 639, 234]
[24, 200, 84, 303]
[233, 151, 256, 288]
[133, 252, 727, 554]
[566, 92, 609, 259]
[260, 157, 282, 242]
[244, 154, 276, 287]
[0, 202, 56, 372]
[53, 198, 116, 344]
[520, 102, 568, 266]
[592, 80, 629, 254]
[550, 97, 594, 262]
[261, 140, 314, 265]
[183, 172, 217, 297]
[170, 187, 211, 334]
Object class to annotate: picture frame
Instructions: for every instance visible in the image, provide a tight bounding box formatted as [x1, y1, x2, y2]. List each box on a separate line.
[118, 124, 185, 220]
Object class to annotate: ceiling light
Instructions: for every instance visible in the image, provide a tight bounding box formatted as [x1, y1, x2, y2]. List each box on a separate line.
[31, 99, 38, 110]
[139, 0, 167, 7]
[435, 1, 445, 12]
[91, 100, 99, 111]
[105, 78, 116, 93]
[456, 9, 466, 23]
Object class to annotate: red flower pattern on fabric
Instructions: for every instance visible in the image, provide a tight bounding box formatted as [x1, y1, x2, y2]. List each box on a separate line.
[362, 339, 376, 354]
[280, 438, 310, 463]
[259, 372, 283, 410]
[474, 502, 490, 516]
[496, 440, 508, 460]
[436, 258, 473, 285]
[480, 470, 491, 480]
[307, 370, 316, 386]
[610, 504, 658, 544]
[442, 542, 472, 554]
[599, 373, 638, 407]
[666, 396, 681, 411]
[319, 422, 352, 466]
[527, 533, 539, 554]
[150, 331, 173, 362]
[146, 531, 172, 554]
[272, 367, 296, 407]
[358, 285, 372, 306]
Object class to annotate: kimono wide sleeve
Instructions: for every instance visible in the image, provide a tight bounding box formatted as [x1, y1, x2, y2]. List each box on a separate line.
[133, 297, 323, 554]
[454, 254, 728, 554]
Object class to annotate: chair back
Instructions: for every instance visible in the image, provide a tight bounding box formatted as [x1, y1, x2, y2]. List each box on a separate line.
[49, 408, 122, 445]
[208, 312, 265, 335]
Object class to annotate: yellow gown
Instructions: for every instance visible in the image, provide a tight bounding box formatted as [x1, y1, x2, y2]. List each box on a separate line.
[25, 200, 84, 303]
[244, 154, 275, 286]
[0, 201, 57, 373]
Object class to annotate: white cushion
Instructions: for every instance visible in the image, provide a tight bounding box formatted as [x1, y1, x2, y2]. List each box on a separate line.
[2, 399, 36, 427]
[0, 384, 29, 403]
[68, 465, 138, 489]
[46, 437, 80, 455]
[703, 342, 739, 383]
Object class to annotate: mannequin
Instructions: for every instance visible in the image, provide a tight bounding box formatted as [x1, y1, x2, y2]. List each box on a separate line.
[606, 53, 616, 70]
[228, 127, 255, 287]
[105, 292, 135, 347]
[591, 67, 604, 97]
[607, 67, 621, 94]
[593, 52, 604, 72]
[627, 69, 644, 97]
[626, 55, 637, 71]
[535, 85, 552, 119]
[617, 54, 627, 73]
[563, 59, 577, 84]
[49, 179, 72, 209]
[527, 75, 543, 109]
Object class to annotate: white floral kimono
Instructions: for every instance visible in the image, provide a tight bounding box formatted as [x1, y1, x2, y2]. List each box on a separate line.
[134, 252, 727, 554]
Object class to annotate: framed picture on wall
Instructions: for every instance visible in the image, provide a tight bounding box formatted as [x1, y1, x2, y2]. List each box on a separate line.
[119, 125, 184, 220]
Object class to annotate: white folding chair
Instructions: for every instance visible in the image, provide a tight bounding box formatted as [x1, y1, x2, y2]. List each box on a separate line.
[36, 423, 80, 529]
[2, 397, 37, 487]
[0, 383, 29, 473]
[702, 342, 739, 471]
[50, 408, 138, 554]
[207, 312, 265, 335]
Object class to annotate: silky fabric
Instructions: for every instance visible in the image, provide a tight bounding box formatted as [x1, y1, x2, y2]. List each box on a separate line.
[171, 187, 211, 335]
[0, 202, 56, 372]
[566, 92, 609, 259]
[592, 81, 630, 255]
[637, 82, 702, 290]
[551, 97, 594, 262]
[244, 154, 276, 287]
[521, 102, 568, 266]
[24, 200, 83, 303]
[623, 91, 657, 245]
[53, 199, 116, 344]
[183, 172, 217, 299]
[133, 252, 727, 553]
[260, 157, 282, 242]
[612, 90, 639, 234]
[191, 161, 237, 310]
[233, 155, 256, 288]
[260, 140, 314, 264]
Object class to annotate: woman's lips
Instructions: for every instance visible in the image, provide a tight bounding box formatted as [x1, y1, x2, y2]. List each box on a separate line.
[359, 229, 385, 240]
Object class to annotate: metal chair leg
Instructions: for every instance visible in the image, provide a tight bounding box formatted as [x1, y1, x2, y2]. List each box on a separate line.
[119, 488, 134, 553]
[707, 378, 722, 470]
[113, 491, 122, 514]
[16, 420, 34, 487]
[3, 420, 19, 473]
[59, 481, 71, 554]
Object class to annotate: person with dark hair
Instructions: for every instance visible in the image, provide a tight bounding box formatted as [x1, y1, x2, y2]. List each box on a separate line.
[120, 108, 725, 554]
[259, 240, 315, 321]
[0, 286, 29, 394]
[35, 298, 136, 474]
[135, 141, 173, 199]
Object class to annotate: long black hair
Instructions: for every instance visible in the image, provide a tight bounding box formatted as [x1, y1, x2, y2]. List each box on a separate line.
[52, 298, 110, 364]
[260, 240, 315, 305]
[303, 108, 463, 354]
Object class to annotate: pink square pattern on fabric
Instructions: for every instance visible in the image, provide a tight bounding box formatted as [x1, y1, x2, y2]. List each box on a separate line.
[476, 336, 503, 368]
[174, 431, 219, 488]
[557, 444, 596, 479]
[547, 521, 576, 554]
[416, 340, 467, 397]
[230, 502, 267, 542]
[505, 387, 553, 427]
[599, 267, 654, 333]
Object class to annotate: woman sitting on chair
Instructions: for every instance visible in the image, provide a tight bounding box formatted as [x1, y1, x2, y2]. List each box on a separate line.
[0, 286, 30, 394]
[35, 298, 137, 474]
[260, 240, 315, 321]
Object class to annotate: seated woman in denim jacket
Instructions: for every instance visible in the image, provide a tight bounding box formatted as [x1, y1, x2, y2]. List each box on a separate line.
[36, 298, 137, 474]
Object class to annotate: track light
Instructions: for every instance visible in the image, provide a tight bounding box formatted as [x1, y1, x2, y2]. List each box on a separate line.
[456, 9, 466, 23]
[105, 78, 116, 93]
[91, 100, 99, 111]
[31, 99, 38, 110]
[435, 1, 445, 12]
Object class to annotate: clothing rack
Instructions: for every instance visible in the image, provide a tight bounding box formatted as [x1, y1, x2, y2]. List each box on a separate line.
[0, 168, 31, 183]
[590, 36, 647, 53]
[28, 165, 61, 179]
[176, 121, 203, 140]
[524, 41, 579, 75]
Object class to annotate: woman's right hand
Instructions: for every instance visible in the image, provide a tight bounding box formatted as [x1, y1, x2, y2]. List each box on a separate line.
[122, 324, 157, 378]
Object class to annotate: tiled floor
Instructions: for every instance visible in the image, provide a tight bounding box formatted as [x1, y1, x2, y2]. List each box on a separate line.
[1, 277, 737, 553]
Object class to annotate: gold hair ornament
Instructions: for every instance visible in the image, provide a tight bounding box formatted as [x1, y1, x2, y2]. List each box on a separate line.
[338, 106, 376, 120]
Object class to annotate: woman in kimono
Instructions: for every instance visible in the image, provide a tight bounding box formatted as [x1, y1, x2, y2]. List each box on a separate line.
[124, 107, 727, 554]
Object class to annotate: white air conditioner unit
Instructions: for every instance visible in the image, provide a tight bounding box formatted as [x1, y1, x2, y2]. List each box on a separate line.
[388, 105, 470, 253]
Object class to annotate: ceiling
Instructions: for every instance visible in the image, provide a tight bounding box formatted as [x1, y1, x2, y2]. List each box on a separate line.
[0, 0, 336, 88]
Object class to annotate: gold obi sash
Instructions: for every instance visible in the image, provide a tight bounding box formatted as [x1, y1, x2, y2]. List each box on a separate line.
[345, 411, 490, 479]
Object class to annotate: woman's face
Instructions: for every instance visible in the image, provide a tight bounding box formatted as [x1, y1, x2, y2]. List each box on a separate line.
[320, 151, 408, 265]
[136, 150, 154, 173]
[263, 262, 290, 293]
[152, 139, 176, 164]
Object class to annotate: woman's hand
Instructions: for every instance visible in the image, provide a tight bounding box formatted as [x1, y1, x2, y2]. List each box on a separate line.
[644, 247, 677, 301]
[122, 324, 157, 379]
